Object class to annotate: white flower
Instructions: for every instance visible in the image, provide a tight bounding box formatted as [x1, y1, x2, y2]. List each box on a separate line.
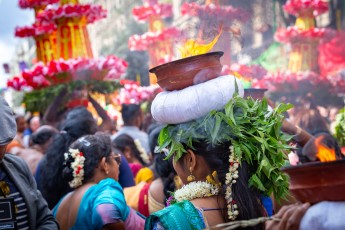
[65, 148, 85, 189]
[134, 139, 150, 164]
[226, 145, 241, 221]
[174, 181, 219, 203]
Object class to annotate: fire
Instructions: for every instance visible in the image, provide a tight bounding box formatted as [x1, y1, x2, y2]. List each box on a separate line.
[315, 136, 336, 162]
[179, 29, 222, 58]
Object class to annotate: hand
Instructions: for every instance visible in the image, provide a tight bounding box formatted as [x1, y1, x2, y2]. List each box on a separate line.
[266, 203, 310, 230]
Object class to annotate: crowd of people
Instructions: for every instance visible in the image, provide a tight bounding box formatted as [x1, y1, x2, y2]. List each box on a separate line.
[0, 76, 344, 229]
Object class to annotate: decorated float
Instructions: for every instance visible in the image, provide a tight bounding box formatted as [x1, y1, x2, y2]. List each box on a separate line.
[7, 0, 127, 113]
[254, 0, 345, 106]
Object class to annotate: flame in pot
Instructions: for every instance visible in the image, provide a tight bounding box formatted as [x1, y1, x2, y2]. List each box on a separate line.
[179, 29, 222, 58]
[315, 136, 336, 162]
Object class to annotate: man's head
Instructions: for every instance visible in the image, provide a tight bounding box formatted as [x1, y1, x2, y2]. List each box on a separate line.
[121, 104, 143, 127]
[0, 96, 17, 159]
[30, 116, 40, 132]
[15, 115, 26, 133]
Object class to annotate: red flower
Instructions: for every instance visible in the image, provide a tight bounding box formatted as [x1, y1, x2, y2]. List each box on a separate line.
[19, 0, 59, 9]
[284, 0, 329, 16]
[37, 4, 107, 24]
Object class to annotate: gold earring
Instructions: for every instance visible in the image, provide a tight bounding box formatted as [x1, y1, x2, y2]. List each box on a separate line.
[187, 167, 195, 182]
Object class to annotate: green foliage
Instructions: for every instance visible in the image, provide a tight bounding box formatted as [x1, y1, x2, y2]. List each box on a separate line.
[23, 80, 121, 113]
[158, 95, 293, 201]
[334, 107, 345, 146]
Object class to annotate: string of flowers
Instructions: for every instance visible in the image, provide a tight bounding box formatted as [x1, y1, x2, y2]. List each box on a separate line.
[173, 181, 219, 203]
[134, 139, 150, 165]
[225, 146, 240, 220]
[64, 148, 85, 188]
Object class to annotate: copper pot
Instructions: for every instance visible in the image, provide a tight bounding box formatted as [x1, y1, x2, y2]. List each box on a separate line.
[281, 159, 345, 203]
[149, 52, 224, 91]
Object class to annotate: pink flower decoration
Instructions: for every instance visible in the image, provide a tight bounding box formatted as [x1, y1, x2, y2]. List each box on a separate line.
[15, 23, 56, 37]
[19, 0, 59, 9]
[181, 3, 250, 23]
[275, 27, 335, 43]
[129, 27, 180, 51]
[284, 0, 329, 16]
[7, 56, 127, 91]
[132, 3, 173, 22]
[37, 4, 107, 24]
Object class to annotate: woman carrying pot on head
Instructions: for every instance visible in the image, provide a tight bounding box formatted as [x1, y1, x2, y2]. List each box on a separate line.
[145, 76, 292, 229]
[53, 133, 145, 230]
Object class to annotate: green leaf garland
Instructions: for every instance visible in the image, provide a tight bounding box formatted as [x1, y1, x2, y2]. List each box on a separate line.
[158, 94, 293, 201]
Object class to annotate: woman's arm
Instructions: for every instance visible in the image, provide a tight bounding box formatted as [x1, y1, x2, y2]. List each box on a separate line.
[43, 86, 68, 126]
[88, 94, 114, 133]
[281, 119, 313, 147]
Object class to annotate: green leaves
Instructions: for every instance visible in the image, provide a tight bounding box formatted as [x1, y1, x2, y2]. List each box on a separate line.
[158, 95, 292, 201]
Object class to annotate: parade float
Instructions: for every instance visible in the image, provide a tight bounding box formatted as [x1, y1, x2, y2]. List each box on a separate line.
[7, 0, 128, 113]
[255, 0, 345, 106]
[128, 0, 179, 84]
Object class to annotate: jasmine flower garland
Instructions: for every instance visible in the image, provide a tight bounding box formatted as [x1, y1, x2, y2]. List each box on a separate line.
[173, 181, 219, 203]
[64, 148, 86, 188]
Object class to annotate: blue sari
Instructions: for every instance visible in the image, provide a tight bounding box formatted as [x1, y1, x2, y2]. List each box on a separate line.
[145, 200, 205, 230]
[53, 178, 130, 230]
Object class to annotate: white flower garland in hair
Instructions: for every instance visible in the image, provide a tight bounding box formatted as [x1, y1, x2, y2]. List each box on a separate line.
[174, 181, 219, 203]
[225, 146, 240, 220]
[64, 148, 85, 188]
[134, 139, 150, 164]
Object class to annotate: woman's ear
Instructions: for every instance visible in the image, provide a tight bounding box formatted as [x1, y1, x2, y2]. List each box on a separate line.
[99, 157, 109, 174]
[186, 149, 197, 172]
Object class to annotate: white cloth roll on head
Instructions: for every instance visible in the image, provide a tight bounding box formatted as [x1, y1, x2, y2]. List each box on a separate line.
[151, 75, 244, 124]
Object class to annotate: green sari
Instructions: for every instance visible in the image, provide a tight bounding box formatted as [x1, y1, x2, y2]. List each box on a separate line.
[145, 200, 205, 230]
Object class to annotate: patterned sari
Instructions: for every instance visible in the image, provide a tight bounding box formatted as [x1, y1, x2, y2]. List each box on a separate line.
[145, 200, 206, 230]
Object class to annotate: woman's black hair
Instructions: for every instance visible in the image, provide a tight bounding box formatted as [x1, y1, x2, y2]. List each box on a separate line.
[149, 125, 176, 201]
[112, 134, 148, 166]
[182, 141, 265, 229]
[63, 133, 113, 184]
[39, 107, 98, 209]
[31, 126, 58, 145]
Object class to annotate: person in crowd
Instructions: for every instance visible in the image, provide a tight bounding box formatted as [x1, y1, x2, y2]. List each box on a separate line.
[292, 107, 330, 136]
[113, 147, 135, 188]
[6, 114, 26, 152]
[112, 104, 150, 154]
[38, 106, 98, 209]
[145, 77, 291, 229]
[0, 96, 59, 230]
[53, 133, 145, 229]
[43, 87, 115, 133]
[124, 125, 178, 216]
[112, 134, 153, 184]
[11, 125, 58, 175]
[23, 116, 41, 147]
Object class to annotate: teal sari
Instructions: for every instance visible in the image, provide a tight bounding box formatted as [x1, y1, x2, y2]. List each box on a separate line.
[145, 200, 205, 230]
